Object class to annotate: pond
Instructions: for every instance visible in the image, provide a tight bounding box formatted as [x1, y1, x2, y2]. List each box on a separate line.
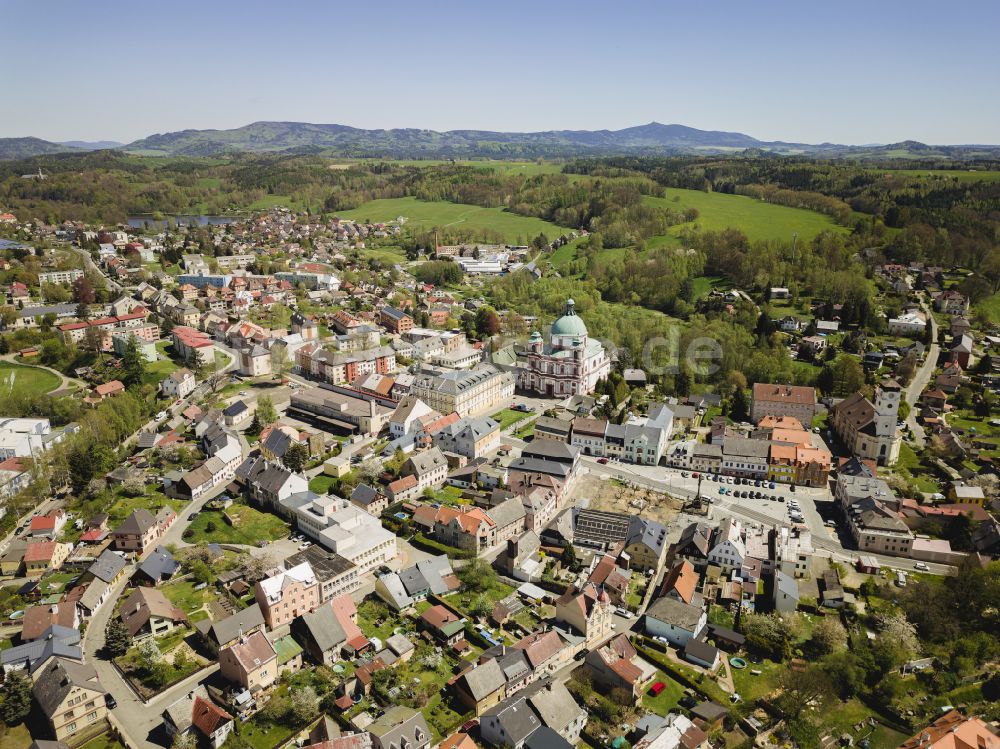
[127, 214, 240, 229]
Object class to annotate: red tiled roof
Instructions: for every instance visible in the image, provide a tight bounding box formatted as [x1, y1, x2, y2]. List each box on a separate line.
[24, 541, 56, 563]
[192, 695, 232, 737]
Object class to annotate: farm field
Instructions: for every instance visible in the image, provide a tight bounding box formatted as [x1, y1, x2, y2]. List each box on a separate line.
[335, 197, 566, 244]
[0, 361, 61, 397]
[644, 187, 845, 245]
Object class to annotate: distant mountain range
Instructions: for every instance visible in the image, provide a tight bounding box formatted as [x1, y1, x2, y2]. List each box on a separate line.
[2, 122, 999, 161]
[59, 140, 125, 150]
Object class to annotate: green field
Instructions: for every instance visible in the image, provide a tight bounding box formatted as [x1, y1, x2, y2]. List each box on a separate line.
[974, 291, 1000, 323]
[645, 187, 845, 246]
[335, 196, 566, 244]
[340, 159, 565, 176]
[888, 169, 1000, 182]
[0, 361, 61, 397]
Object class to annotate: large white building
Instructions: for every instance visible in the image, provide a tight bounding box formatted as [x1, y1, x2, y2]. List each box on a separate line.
[518, 299, 610, 397]
[0, 418, 56, 459]
[280, 493, 396, 573]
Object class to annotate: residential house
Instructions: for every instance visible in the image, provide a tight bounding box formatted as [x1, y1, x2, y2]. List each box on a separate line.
[750, 383, 816, 426]
[218, 630, 278, 693]
[554, 582, 612, 649]
[292, 596, 368, 665]
[644, 596, 706, 647]
[132, 546, 179, 586]
[400, 447, 449, 492]
[584, 634, 649, 697]
[32, 658, 107, 742]
[367, 707, 431, 749]
[112, 507, 175, 555]
[772, 571, 799, 613]
[119, 587, 187, 640]
[419, 605, 466, 647]
[161, 369, 196, 399]
[349, 484, 388, 517]
[23, 541, 70, 575]
[375, 555, 460, 610]
[454, 657, 506, 715]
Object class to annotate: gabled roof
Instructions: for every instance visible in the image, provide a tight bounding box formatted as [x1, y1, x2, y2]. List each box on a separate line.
[136, 546, 178, 582]
[192, 695, 233, 737]
[458, 658, 505, 701]
[115, 508, 156, 536]
[660, 559, 698, 604]
[33, 658, 105, 717]
[222, 630, 276, 672]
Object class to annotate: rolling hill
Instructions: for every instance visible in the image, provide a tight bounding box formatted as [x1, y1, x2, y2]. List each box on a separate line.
[0, 137, 85, 160]
[121, 122, 1000, 159]
[4, 123, 1000, 161]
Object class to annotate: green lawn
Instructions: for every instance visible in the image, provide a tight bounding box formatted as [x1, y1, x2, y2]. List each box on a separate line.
[106, 491, 184, 526]
[357, 597, 408, 641]
[642, 670, 686, 715]
[892, 443, 941, 494]
[644, 187, 845, 246]
[335, 196, 566, 244]
[144, 340, 180, 387]
[817, 699, 908, 749]
[731, 658, 784, 702]
[0, 360, 61, 397]
[490, 408, 531, 430]
[0, 722, 33, 749]
[309, 474, 337, 494]
[233, 718, 295, 749]
[160, 580, 215, 616]
[184, 504, 288, 545]
[426, 485, 470, 506]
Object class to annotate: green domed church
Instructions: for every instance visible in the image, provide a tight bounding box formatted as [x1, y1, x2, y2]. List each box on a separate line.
[518, 298, 610, 397]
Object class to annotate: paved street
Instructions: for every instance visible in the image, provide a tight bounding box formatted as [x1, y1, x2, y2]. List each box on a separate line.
[572, 454, 956, 576]
[904, 298, 939, 448]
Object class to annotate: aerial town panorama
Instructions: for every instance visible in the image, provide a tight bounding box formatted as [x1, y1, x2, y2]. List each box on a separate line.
[0, 4, 998, 749]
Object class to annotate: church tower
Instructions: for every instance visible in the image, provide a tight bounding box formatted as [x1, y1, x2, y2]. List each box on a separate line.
[873, 380, 901, 438]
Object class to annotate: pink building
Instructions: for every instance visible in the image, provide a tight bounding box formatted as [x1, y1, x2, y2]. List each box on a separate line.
[254, 562, 319, 629]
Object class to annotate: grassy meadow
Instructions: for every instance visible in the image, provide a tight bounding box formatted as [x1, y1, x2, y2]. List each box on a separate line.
[645, 187, 845, 246]
[0, 361, 62, 397]
[335, 196, 565, 244]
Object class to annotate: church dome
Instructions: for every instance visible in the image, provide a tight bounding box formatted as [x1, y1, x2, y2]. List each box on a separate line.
[551, 298, 589, 337]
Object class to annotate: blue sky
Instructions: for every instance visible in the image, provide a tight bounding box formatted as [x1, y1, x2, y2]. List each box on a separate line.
[2, 0, 998, 145]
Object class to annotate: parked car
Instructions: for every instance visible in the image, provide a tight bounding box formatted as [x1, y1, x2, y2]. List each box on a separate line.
[649, 681, 666, 696]
[105, 694, 117, 710]
[597, 457, 608, 464]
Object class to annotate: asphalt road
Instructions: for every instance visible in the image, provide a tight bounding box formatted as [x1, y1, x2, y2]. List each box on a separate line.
[573, 455, 955, 576]
[904, 299, 939, 448]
